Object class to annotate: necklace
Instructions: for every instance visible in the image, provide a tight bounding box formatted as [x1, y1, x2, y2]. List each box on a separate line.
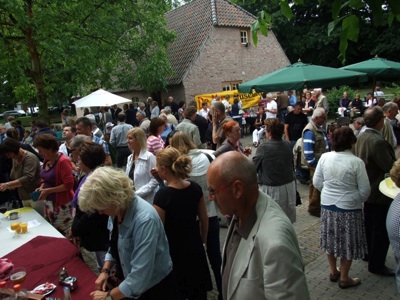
[46, 153, 60, 169]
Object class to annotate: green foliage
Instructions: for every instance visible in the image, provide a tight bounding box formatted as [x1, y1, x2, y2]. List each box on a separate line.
[325, 85, 357, 116]
[386, 83, 400, 97]
[233, 0, 400, 62]
[0, 0, 175, 116]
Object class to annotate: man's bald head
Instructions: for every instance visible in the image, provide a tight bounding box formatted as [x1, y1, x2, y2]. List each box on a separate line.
[208, 152, 257, 189]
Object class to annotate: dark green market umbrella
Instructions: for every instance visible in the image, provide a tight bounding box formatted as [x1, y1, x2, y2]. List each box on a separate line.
[238, 61, 368, 93]
[341, 57, 400, 93]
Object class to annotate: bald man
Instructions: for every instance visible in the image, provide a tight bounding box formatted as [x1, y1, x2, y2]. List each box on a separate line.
[207, 152, 310, 300]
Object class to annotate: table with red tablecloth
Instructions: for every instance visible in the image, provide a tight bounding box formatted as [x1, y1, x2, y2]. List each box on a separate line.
[4, 235, 97, 299]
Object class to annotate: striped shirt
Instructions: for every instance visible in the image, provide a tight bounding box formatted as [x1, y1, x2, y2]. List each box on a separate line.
[303, 130, 329, 168]
[147, 135, 164, 155]
[92, 135, 110, 155]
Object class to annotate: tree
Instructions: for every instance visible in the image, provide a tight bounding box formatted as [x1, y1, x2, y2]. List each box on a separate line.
[233, 0, 400, 63]
[0, 0, 175, 117]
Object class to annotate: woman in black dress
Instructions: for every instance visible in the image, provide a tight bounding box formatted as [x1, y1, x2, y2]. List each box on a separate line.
[153, 147, 211, 300]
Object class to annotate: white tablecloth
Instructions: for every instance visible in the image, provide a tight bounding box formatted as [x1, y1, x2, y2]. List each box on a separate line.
[0, 207, 64, 257]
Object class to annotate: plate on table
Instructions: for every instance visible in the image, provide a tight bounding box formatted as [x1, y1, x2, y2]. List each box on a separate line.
[31, 282, 56, 296]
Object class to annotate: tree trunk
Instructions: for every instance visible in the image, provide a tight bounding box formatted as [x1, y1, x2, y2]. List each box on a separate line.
[25, 0, 49, 120]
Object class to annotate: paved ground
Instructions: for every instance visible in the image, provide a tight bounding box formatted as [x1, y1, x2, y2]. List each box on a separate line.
[82, 133, 398, 299]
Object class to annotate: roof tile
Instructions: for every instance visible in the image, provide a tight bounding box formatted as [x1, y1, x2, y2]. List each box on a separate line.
[165, 0, 256, 85]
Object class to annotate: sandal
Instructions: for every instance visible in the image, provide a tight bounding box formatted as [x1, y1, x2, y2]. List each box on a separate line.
[329, 268, 341, 282]
[338, 277, 361, 289]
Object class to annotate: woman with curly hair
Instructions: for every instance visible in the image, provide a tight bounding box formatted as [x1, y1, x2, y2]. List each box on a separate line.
[153, 147, 211, 300]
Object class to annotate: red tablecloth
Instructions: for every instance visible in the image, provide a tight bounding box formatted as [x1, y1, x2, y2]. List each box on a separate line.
[3, 235, 97, 298]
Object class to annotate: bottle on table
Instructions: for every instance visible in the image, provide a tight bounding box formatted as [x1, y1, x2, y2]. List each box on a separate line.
[12, 284, 27, 300]
[63, 286, 72, 300]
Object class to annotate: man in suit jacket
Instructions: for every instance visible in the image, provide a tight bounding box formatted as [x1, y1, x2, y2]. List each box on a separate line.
[354, 106, 396, 276]
[207, 151, 310, 300]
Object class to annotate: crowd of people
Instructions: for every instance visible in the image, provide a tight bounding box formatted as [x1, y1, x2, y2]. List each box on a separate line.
[2, 88, 400, 299]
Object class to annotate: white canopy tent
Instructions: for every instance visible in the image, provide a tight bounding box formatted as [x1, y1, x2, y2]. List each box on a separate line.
[72, 89, 132, 108]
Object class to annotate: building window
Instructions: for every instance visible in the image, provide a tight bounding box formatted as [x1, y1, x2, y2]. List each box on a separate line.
[222, 81, 243, 91]
[240, 30, 249, 45]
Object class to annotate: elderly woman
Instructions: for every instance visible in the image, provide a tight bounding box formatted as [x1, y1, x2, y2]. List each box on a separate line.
[253, 118, 296, 223]
[146, 117, 165, 155]
[314, 127, 370, 289]
[33, 134, 75, 235]
[0, 138, 42, 213]
[387, 159, 400, 292]
[153, 147, 211, 300]
[126, 128, 159, 204]
[79, 167, 177, 300]
[70, 141, 109, 271]
[170, 131, 222, 299]
[213, 120, 250, 157]
[159, 113, 175, 143]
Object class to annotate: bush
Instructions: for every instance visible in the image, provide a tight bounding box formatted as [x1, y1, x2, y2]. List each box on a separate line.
[325, 86, 358, 117]
[386, 83, 400, 97]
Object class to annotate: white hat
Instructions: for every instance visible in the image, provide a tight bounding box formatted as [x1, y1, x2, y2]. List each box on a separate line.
[106, 122, 114, 128]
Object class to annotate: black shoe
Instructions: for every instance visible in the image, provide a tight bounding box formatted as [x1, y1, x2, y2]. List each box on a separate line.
[368, 266, 395, 277]
[308, 211, 321, 218]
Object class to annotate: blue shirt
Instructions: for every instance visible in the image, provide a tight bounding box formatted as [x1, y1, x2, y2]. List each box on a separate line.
[289, 95, 297, 106]
[92, 135, 110, 155]
[105, 196, 172, 298]
[303, 129, 329, 168]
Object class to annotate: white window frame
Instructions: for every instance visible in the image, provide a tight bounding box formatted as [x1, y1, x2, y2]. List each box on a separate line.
[240, 30, 248, 45]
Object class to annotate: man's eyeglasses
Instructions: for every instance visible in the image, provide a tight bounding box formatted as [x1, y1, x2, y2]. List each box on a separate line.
[208, 181, 234, 199]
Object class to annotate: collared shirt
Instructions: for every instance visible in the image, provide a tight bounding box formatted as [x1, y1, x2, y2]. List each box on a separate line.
[176, 119, 202, 147]
[105, 197, 172, 298]
[92, 135, 110, 155]
[303, 126, 329, 168]
[110, 122, 133, 148]
[150, 106, 159, 119]
[222, 209, 257, 300]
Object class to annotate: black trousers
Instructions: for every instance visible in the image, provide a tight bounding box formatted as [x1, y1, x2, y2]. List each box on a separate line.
[138, 271, 179, 300]
[364, 202, 391, 270]
[116, 147, 131, 168]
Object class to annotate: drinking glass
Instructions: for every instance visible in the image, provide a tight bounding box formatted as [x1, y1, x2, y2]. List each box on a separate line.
[244, 144, 252, 156]
[10, 221, 21, 238]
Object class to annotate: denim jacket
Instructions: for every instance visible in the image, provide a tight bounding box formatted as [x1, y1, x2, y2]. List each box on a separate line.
[106, 196, 172, 298]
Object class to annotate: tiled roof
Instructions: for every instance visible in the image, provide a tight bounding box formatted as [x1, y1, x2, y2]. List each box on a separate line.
[165, 0, 256, 85]
[214, 0, 256, 27]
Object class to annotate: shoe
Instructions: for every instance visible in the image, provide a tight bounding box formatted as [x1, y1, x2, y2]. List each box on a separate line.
[329, 268, 341, 282]
[369, 266, 395, 277]
[338, 277, 361, 289]
[308, 211, 321, 218]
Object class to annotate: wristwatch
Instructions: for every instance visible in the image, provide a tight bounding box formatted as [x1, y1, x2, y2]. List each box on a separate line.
[105, 290, 113, 300]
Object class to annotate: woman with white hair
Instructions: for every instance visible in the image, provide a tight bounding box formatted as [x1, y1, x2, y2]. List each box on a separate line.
[125, 127, 159, 204]
[79, 167, 178, 300]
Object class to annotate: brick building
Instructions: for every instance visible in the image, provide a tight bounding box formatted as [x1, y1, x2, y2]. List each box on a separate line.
[118, 0, 290, 105]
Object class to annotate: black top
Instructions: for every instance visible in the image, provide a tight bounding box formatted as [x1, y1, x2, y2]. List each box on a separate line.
[285, 112, 308, 141]
[153, 181, 212, 298]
